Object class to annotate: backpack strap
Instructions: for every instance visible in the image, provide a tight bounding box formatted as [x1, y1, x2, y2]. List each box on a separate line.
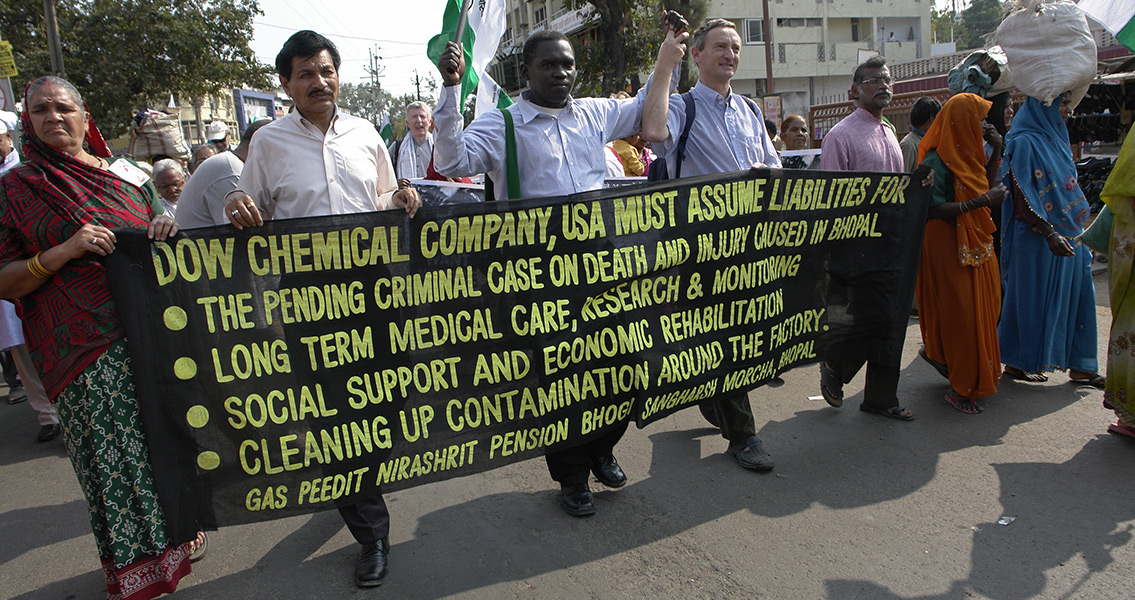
[673, 91, 697, 179]
[499, 108, 521, 200]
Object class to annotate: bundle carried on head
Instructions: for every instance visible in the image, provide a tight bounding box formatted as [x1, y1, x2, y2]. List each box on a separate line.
[994, 0, 1096, 108]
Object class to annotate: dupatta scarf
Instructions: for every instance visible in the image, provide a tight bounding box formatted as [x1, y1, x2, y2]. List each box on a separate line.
[1001, 96, 1091, 236]
[917, 92, 996, 267]
[0, 102, 157, 398]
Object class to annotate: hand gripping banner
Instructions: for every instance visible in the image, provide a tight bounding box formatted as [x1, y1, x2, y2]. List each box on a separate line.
[105, 167, 929, 529]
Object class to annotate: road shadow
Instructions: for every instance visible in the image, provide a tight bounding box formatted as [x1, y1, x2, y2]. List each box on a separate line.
[822, 435, 1135, 600]
[0, 500, 92, 567]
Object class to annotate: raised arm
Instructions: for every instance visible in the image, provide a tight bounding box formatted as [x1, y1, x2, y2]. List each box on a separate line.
[641, 13, 689, 144]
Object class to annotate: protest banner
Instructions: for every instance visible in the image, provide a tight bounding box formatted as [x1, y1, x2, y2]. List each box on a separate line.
[105, 167, 928, 528]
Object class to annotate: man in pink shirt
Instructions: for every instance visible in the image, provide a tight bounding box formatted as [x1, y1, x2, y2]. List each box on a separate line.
[818, 55, 916, 421]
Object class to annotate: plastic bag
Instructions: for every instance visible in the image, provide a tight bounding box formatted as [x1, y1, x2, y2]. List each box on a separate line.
[994, 0, 1096, 108]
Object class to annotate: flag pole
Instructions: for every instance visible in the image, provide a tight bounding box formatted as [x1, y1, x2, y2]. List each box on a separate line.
[453, 0, 472, 46]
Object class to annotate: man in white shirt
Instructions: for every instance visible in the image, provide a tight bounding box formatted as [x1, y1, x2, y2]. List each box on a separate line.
[176, 119, 270, 228]
[435, 17, 687, 517]
[395, 101, 433, 180]
[222, 30, 419, 588]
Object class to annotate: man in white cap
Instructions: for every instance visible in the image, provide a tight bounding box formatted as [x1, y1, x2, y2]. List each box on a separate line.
[0, 113, 17, 175]
[206, 120, 230, 152]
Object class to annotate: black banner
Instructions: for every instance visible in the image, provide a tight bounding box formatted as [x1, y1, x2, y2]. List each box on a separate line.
[106, 168, 928, 528]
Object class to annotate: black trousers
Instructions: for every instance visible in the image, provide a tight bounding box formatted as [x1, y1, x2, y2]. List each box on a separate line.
[827, 356, 901, 410]
[545, 420, 629, 486]
[337, 489, 389, 545]
[707, 392, 757, 442]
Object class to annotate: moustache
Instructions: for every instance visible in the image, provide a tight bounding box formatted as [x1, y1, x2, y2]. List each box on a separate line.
[308, 88, 333, 97]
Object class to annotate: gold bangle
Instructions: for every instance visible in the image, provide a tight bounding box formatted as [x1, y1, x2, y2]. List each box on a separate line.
[27, 253, 56, 279]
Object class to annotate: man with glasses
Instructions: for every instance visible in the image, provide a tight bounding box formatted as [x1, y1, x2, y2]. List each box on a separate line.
[817, 55, 917, 421]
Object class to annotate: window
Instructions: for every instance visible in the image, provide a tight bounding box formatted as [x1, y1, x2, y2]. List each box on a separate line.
[851, 19, 861, 41]
[533, 6, 546, 25]
[744, 19, 765, 44]
[776, 18, 821, 27]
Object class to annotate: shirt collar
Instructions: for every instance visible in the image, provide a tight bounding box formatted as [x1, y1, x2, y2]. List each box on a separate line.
[516, 93, 574, 125]
[692, 81, 735, 107]
[291, 106, 341, 136]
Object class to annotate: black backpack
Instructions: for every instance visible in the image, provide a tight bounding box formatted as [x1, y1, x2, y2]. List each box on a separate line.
[647, 92, 695, 181]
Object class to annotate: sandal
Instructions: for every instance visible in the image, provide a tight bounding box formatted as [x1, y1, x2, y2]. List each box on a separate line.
[945, 392, 982, 414]
[918, 348, 949, 381]
[1069, 371, 1106, 390]
[859, 403, 915, 421]
[819, 362, 843, 408]
[1004, 366, 1048, 383]
[1108, 422, 1135, 439]
[189, 531, 208, 563]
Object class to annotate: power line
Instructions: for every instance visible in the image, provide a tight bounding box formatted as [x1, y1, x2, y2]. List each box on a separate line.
[255, 20, 427, 44]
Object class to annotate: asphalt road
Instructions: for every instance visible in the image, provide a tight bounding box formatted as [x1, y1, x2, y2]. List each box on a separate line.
[2, 271, 1132, 600]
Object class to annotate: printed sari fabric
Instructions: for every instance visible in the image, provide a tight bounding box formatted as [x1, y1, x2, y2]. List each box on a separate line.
[915, 93, 1002, 399]
[1101, 129, 1135, 427]
[0, 99, 190, 599]
[998, 96, 1097, 374]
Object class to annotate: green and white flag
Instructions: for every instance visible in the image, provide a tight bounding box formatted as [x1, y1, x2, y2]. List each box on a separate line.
[475, 71, 514, 117]
[427, 0, 507, 109]
[379, 113, 394, 145]
[1079, 0, 1135, 52]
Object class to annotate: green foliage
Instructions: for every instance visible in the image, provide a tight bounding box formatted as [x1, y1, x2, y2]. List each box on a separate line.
[931, 4, 958, 46]
[339, 82, 393, 130]
[0, 0, 274, 138]
[565, 0, 706, 97]
[960, 0, 1006, 51]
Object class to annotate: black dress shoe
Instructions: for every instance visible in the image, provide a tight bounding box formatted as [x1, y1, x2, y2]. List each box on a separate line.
[355, 539, 389, 588]
[727, 435, 774, 472]
[590, 455, 626, 488]
[36, 424, 61, 442]
[559, 484, 596, 517]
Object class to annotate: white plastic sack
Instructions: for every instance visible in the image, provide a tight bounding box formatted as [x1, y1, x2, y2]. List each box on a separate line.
[994, 0, 1096, 108]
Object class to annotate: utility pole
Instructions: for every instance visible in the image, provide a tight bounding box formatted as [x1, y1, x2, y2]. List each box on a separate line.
[43, 0, 66, 76]
[762, 0, 774, 95]
[367, 46, 384, 125]
[410, 70, 426, 102]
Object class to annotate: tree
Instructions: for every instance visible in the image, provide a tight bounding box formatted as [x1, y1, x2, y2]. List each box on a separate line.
[959, 0, 1006, 51]
[565, 0, 706, 98]
[0, 0, 274, 138]
[339, 82, 393, 130]
[931, 4, 958, 45]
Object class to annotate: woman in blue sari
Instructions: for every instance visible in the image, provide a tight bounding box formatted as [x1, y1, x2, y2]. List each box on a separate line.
[998, 95, 1102, 386]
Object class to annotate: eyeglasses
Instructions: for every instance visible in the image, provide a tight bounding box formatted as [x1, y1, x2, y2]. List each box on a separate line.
[858, 76, 893, 87]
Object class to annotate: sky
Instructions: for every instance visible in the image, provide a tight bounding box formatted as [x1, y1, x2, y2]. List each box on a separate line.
[250, 0, 448, 98]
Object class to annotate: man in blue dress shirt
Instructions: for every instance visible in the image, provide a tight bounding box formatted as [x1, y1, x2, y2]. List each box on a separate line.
[641, 18, 780, 473]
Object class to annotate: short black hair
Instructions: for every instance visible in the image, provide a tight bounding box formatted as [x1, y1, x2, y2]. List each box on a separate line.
[909, 97, 942, 129]
[764, 118, 777, 136]
[523, 30, 571, 67]
[276, 30, 341, 79]
[853, 55, 888, 84]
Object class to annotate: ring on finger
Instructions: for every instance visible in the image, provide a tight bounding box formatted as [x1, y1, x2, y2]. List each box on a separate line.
[231, 209, 240, 216]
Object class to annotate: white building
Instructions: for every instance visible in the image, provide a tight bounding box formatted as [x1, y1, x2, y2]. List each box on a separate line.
[492, 0, 931, 124]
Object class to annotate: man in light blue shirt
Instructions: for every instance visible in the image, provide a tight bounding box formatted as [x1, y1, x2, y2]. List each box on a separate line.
[435, 20, 688, 517]
[641, 18, 779, 473]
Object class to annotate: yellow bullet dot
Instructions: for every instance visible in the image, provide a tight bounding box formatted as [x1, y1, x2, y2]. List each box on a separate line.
[186, 405, 209, 428]
[174, 357, 197, 380]
[197, 451, 221, 470]
[163, 306, 188, 331]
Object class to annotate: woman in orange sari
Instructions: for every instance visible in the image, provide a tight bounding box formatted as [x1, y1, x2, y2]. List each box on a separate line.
[915, 93, 1008, 413]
